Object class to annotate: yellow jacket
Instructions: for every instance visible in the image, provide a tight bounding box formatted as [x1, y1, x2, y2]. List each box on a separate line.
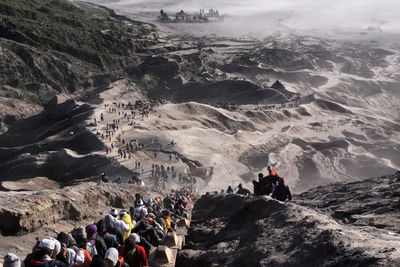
[122, 214, 134, 241]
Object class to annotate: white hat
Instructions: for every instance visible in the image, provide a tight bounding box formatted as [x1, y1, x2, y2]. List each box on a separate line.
[49, 237, 61, 256]
[135, 199, 144, 207]
[119, 210, 127, 216]
[105, 247, 119, 264]
[130, 233, 140, 244]
[109, 209, 118, 217]
[39, 238, 56, 250]
[3, 253, 21, 267]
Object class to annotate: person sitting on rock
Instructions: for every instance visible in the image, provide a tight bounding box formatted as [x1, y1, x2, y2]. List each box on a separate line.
[266, 166, 280, 184]
[24, 238, 67, 267]
[253, 173, 264, 195]
[118, 234, 148, 267]
[261, 166, 280, 195]
[272, 177, 292, 202]
[236, 183, 251, 196]
[226, 185, 234, 193]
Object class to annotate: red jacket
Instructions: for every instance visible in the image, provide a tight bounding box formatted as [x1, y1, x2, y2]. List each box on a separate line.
[119, 244, 148, 267]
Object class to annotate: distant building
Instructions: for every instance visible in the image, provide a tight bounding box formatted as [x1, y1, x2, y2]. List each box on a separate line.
[208, 8, 219, 18]
[176, 10, 189, 21]
[159, 8, 224, 23]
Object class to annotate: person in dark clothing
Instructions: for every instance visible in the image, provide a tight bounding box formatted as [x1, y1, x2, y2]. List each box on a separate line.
[272, 177, 292, 202]
[261, 166, 280, 195]
[226, 186, 234, 193]
[236, 183, 251, 196]
[132, 219, 162, 247]
[90, 255, 106, 267]
[95, 219, 109, 257]
[101, 173, 109, 183]
[253, 173, 264, 195]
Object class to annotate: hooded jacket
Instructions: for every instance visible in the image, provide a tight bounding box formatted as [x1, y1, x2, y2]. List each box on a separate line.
[122, 214, 134, 241]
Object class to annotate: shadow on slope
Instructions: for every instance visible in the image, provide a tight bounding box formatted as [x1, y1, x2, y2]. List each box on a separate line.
[0, 98, 134, 183]
[130, 56, 290, 105]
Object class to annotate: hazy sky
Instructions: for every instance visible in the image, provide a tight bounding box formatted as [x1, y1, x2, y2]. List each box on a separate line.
[91, 0, 400, 34]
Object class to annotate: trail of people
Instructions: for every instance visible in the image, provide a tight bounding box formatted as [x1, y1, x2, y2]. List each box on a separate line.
[2, 185, 197, 267]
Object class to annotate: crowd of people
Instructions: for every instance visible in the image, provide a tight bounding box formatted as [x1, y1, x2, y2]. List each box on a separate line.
[99, 100, 159, 160]
[3, 188, 195, 267]
[95, 100, 192, 193]
[251, 166, 292, 201]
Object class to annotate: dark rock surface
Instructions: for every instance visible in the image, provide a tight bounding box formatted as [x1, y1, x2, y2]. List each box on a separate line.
[178, 172, 400, 266]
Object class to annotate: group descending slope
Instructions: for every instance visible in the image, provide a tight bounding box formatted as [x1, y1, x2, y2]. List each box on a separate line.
[3, 186, 196, 267]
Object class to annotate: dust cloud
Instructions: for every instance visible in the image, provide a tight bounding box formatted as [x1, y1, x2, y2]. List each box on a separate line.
[96, 0, 400, 33]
